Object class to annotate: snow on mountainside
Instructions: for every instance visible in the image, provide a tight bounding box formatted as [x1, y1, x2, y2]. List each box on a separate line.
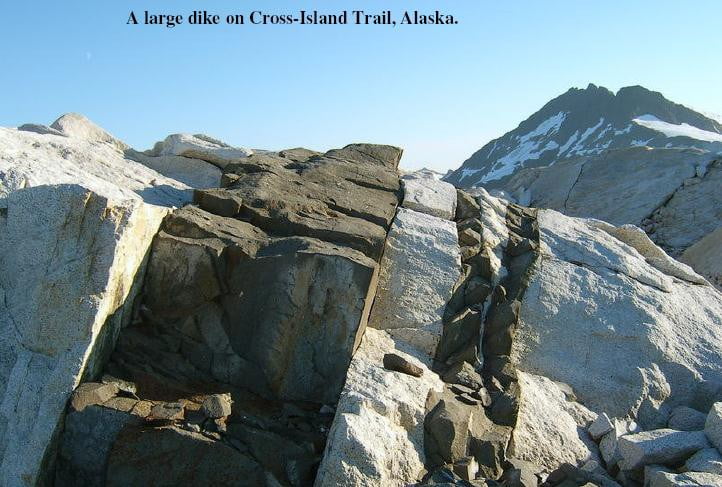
[445, 84, 722, 188]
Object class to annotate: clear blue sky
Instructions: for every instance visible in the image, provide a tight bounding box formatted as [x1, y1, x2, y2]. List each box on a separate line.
[2, 1, 721, 171]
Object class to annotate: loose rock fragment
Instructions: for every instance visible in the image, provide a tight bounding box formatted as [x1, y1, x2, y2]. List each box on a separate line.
[71, 383, 119, 412]
[382, 353, 424, 377]
[589, 412, 614, 441]
[150, 402, 185, 421]
[201, 393, 233, 419]
[618, 429, 710, 470]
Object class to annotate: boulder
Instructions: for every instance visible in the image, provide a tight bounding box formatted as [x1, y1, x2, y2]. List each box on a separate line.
[368, 208, 461, 354]
[315, 328, 444, 487]
[148, 133, 252, 168]
[588, 413, 614, 441]
[0, 121, 179, 485]
[401, 173, 457, 220]
[425, 396, 473, 466]
[644, 464, 673, 487]
[704, 403, 722, 451]
[649, 471, 722, 487]
[617, 429, 710, 470]
[600, 419, 640, 468]
[685, 448, 722, 475]
[668, 406, 708, 431]
[70, 383, 119, 412]
[201, 393, 233, 418]
[508, 372, 598, 473]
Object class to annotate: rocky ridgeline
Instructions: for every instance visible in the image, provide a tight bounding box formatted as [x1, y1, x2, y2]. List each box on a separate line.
[492, 146, 722, 291]
[1, 115, 722, 487]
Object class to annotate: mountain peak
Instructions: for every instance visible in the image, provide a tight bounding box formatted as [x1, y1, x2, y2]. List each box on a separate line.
[445, 84, 722, 188]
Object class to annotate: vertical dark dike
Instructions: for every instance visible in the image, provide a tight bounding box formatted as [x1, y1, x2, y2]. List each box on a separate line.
[481, 203, 540, 419]
[423, 195, 541, 482]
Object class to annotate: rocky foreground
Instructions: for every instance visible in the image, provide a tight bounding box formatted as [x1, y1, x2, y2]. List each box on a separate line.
[1, 115, 722, 487]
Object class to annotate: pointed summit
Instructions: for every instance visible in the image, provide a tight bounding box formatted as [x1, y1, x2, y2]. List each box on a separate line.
[445, 85, 722, 188]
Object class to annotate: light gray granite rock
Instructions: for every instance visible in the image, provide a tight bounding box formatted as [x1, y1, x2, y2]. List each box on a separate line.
[315, 328, 444, 487]
[367, 207, 461, 354]
[669, 406, 708, 431]
[0, 120, 175, 485]
[685, 448, 722, 475]
[50, 113, 129, 152]
[510, 209, 722, 425]
[401, 172, 457, 220]
[618, 429, 710, 470]
[649, 471, 722, 487]
[148, 133, 252, 168]
[704, 402, 722, 451]
[509, 371, 599, 473]
[589, 413, 614, 441]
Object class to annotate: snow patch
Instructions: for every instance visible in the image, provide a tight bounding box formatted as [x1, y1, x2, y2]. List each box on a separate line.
[567, 118, 605, 156]
[558, 131, 579, 156]
[633, 114, 722, 142]
[480, 112, 567, 182]
[614, 124, 633, 136]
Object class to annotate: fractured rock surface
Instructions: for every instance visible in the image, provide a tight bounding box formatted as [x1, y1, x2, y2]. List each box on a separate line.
[0, 115, 182, 485]
[511, 208, 722, 425]
[317, 172, 459, 486]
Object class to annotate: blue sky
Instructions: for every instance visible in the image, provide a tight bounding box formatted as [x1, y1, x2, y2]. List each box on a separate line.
[2, 1, 721, 171]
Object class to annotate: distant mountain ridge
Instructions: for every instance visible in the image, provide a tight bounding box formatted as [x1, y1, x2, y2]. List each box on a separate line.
[445, 84, 722, 188]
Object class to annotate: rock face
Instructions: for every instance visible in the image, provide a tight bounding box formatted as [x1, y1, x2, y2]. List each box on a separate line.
[49, 142, 404, 486]
[510, 208, 722, 426]
[0, 116, 184, 485]
[5, 114, 722, 487]
[367, 207, 461, 354]
[316, 328, 444, 487]
[117, 144, 402, 404]
[509, 372, 598, 472]
[316, 172, 459, 486]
